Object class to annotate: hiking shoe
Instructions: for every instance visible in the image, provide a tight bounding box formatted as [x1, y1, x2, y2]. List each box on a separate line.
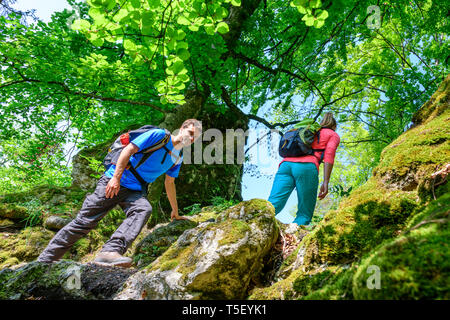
[93, 251, 132, 268]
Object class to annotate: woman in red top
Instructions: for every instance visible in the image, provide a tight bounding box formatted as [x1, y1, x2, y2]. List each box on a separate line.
[268, 113, 340, 226]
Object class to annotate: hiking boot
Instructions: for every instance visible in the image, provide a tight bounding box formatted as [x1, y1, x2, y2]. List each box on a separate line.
[93, 251, 132, 268]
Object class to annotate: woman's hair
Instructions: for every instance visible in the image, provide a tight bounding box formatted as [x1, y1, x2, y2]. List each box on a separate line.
[320, 112, 337, 129]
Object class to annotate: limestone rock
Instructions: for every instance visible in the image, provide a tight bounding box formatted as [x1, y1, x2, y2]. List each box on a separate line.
[43, 215, 72, 231]
[114, 199, 278, 300]
[133, 219, 198, 268]
[0, 261, 137, 300]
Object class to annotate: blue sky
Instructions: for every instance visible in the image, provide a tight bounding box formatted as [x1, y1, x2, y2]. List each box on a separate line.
[10, 0, 320, 223]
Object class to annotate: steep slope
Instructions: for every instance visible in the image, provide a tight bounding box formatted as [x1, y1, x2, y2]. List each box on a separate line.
[249, 74, 449, 300]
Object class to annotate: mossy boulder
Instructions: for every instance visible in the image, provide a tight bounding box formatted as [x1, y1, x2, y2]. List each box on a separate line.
[352, 192, 449, 299]
[0, 261, 137, 300]
[0, 226, 55, 269]
[114, 199, 278, 300]
[133, 219, 198, 268]
[0, 185, 86, 223]
[0, 206, 129, 269]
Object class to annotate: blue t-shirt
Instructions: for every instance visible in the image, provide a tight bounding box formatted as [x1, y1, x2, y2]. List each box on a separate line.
[104, 129, 183, 191]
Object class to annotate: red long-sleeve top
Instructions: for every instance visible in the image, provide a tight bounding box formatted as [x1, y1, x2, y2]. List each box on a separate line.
[279, 128, 341, 172]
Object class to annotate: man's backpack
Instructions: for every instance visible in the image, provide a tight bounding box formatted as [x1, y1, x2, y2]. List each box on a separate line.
[278, 118, 325, 162]
[102, 125, 182, 189]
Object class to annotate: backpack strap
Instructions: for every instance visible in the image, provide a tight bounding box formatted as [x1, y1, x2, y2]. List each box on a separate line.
[127, 164, 149, 194]
[134, 129, 171, 170]
[126, 128, 171, 191]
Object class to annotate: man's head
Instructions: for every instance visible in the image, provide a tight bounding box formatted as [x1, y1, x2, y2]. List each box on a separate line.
[176, 119, 202, 147]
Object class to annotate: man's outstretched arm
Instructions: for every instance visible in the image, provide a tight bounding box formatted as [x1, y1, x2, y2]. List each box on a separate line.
[165, 174, 188, 221]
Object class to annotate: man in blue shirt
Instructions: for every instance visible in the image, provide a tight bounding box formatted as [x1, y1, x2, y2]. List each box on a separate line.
[37, 119, 202, 267]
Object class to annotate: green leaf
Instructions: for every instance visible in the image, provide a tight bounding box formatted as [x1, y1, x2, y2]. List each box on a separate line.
[130, 0, 141, 9]
[188, 25, 199, 32]
[88, 0, 103, 8]
[147, 0, 159, 8]
[160, 96, 169, 104]
[176, 48, 190, 61]
[123, 39, 137, 51]
[177, 15, 190, 26]
[72, 19, 91, 31]
[296, 5, 307, 14]
[231, 0, 241, 6]
[91, 38, 104, 47]
[205, 25, 215, 35]
[313, 19, 325, 28]
[292, 0, 308, 7]
[176, 41, 188, 49]
[304, 17, 315, 26]
[175, 29, 186, 40]
[215, 22, 229, 34]
[88, 7, 103, 19]
[170, 60, 185, 74]
[316, 9, 329, 20]
[104, 0, 116, 10]
[310, 0, 322, 8]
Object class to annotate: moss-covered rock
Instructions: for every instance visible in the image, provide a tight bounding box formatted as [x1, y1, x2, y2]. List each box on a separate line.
[352, 192, 449, 299]
[0, 226, 55, 269]
[114, 199, 278, 300]
[0, 185, 86, 224]
[0, 261, 137, 300]
[133, 219, 198, 268]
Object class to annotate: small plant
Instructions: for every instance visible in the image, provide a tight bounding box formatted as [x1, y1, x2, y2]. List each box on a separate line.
[183, 203, 202, 216]
[21, 199, 44, 228]
[211, 196, 239, 211]
[331, 184, 353, 198]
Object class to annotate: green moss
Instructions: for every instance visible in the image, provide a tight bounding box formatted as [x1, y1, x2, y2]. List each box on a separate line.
[218, 220, 251, 246]
[405, 192, 450, 231]
[134, 219, 198, 268]
[0, 226, 55, 269]
[0, 203, 28, 220]
[160, 259, 179, 271]
[298, 178, 418, 267]
[148, 239, 198, 274]
[411, 74, 449, 125]
[374, 107, 449, 196]
[352, 219, 449, 299]
[301, 266, 356, 300]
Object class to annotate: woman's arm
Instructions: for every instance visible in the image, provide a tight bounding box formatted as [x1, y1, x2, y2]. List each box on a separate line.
[318, 162, 334, 199]
[318, 133, 340, 200]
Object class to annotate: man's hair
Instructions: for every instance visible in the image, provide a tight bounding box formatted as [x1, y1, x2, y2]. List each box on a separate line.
[181, 119, 202, 132]
[320, 112, 337, 129]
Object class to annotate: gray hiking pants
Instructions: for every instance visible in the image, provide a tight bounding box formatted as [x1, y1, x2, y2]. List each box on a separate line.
[38, 175, 152, 263]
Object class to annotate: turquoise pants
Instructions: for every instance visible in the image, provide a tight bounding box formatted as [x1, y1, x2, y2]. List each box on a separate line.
[268, 162, 319, 226]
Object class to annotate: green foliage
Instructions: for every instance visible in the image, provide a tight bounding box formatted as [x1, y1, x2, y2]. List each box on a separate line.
[21, 199, 44, 228]
[71, 0, 242, 105]
[0, 0, 448, 206]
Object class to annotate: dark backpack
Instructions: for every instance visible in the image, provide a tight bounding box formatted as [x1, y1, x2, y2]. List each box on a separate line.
[102, 125, 182, 189]
[278, 119, 325, 162]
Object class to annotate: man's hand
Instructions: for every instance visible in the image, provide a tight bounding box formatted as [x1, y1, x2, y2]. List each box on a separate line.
[318, 182, 329, 200]
[171, 209, 189, 222]
[105, 176, 121, 199]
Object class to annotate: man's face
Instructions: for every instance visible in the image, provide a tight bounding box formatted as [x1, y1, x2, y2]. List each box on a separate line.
[180, 124, 201, 146]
